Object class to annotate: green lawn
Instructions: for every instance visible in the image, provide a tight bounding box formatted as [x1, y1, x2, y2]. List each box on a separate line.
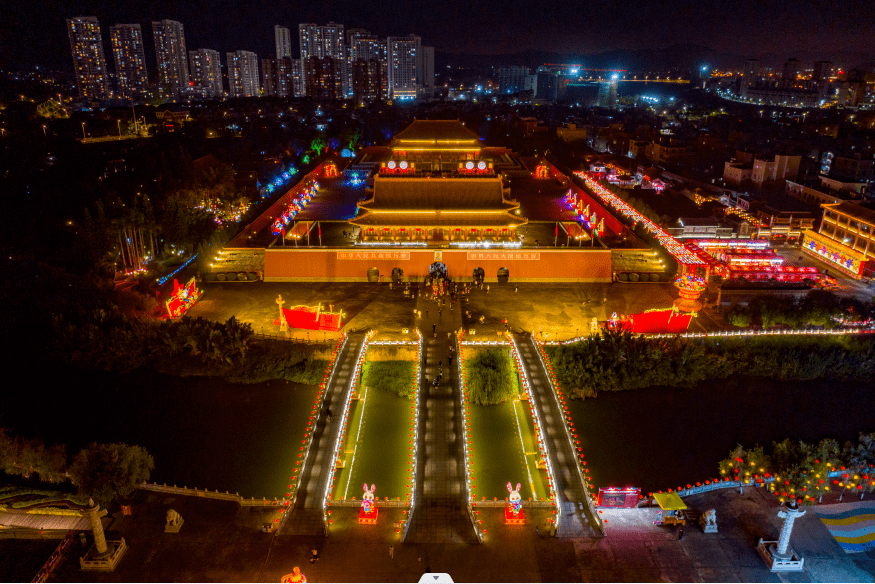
[465, 348, 549, 502]
[332, 362, 415, 502]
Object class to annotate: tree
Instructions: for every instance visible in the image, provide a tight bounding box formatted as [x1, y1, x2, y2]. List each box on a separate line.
[340, 127, 362, 150]
[466, 348, 517, 405]
[310, 132, 327, 155]
[843, 433, 875, 500]
[70, 443, 154, 507]
[719, 444, 770, 494]
[0, 428, 67, 483]
[798, 439, 842, 503]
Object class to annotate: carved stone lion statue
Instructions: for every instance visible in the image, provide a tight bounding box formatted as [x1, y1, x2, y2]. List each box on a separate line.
[703, 508, 717, 526]
[166, 509, 182, 526]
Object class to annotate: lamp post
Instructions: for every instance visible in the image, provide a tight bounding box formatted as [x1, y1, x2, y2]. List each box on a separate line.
[42, 125, 47, 137]
[81, 122, 86, 140]
[117, 120, 121, 137]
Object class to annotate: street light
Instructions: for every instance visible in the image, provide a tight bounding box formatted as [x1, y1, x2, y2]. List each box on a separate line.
[117, 120, 121, 137]
[42, 125, 47, 137]
[81, 122, 86, 140]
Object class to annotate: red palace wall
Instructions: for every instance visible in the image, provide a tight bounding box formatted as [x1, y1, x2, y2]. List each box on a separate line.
[264, 248, 612, 282]
[542, 160, 631, 238]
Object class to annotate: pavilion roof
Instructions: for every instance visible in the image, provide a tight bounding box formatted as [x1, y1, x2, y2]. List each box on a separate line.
[391, 119, 481, 146]
[349, 211, 527, 227]
[361, 176, 519, 211]
[822, 201, 875, 226]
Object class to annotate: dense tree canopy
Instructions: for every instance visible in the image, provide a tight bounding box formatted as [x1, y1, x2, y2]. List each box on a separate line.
[465, 348, 519, 405]
[70, 443, 154, 506]
[545, 328, 875, 398]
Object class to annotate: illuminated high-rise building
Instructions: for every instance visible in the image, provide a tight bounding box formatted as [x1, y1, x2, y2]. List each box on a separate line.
[387, 34, 420, 99]
[349, 32, 387, 102]
[740, 58, 759, 97]
[109, 24, 148, 99]
[188, 49, 223, 99]
[262, 56, 294, 97]
[290, 59, 305, 97]
[227, 50, 260, 97]
[812, 60, 833, 82]
[298, 22, 345, 97]
[419, 45, 434, 97]
[275, 25, 292, 59]
[66, 16, 109, 100]
[152, 19, 189, 98]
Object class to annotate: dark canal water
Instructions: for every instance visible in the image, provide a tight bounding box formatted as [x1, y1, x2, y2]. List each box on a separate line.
[567, 377, 875, 494]
[3, 363, 317, 499]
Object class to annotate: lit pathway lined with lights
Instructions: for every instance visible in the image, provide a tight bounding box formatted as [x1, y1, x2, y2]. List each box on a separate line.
[404, 294, 479, 543]
[513, 332, 602, 537]
[280, 332, 367, 536]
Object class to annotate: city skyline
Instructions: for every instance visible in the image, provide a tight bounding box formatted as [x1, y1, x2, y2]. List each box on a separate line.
[4, 0, 874, 72]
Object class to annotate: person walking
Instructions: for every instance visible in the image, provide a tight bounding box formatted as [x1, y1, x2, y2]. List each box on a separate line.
[448, 354, 453, 367]
[432, 323, 436, 334]
[389, 545, 394, 558]
[310, 547, 319, 563]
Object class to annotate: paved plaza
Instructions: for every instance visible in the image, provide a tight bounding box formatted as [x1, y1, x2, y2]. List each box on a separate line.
[187, 279, 723, 343]
[40, 486, 874, 582]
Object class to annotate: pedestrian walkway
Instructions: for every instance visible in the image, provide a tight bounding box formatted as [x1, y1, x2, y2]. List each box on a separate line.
[512, 332, 602, 537]
[281, 332, 367, 536]
[405, 288, 479, 543]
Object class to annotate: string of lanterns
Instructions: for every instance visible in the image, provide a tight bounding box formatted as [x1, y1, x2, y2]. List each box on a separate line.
[276, 334, 346, 531]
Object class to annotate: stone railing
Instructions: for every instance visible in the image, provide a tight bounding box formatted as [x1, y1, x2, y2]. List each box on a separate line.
[673, 469, 845, 499]
[138, 483, 279, 507]
[531, 337, 604, 535]
[472, 500, 556, 508]
[546, 325, 875, 346]
[328, 499, 410, 508]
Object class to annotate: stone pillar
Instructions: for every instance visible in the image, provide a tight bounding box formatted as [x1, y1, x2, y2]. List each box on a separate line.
[774, 502, 806, 558]
[85, 499, 108, 557]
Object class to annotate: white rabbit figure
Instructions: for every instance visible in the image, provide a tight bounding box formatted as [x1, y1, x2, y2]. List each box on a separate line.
[362, 483, 376, 514]
[507, 482, 522, 515]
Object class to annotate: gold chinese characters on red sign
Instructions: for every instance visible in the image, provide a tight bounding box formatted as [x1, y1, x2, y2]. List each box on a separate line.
[466, 252, 540, 261]
[337, 251, 411, 260]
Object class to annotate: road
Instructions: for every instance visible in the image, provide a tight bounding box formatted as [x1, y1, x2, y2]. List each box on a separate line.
[512, 332, 602, 537]
[404, 289, 479, 544]
[280, 332, 367, 535]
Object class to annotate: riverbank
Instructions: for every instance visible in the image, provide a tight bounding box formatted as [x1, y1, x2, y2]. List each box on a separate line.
[3, 362, 319, 499]
[566, 376, 875, 495]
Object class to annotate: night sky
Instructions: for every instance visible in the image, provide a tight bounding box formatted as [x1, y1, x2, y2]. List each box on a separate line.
[2, 0, 873, 71]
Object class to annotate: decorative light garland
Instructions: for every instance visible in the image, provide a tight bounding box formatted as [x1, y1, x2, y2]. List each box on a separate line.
[277, 334, 346, 531]
[508, 336, 563, 530]
[157, 254, 198, 286]
[402, 330, 423, 538]
[531, 337, 607, 522]
[574, 171, 705, 267]
[322, 332, 373, 530]
[457, 332, 484, 542]
[547, 325, 875, 345]
[271, 180, 318, 236]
